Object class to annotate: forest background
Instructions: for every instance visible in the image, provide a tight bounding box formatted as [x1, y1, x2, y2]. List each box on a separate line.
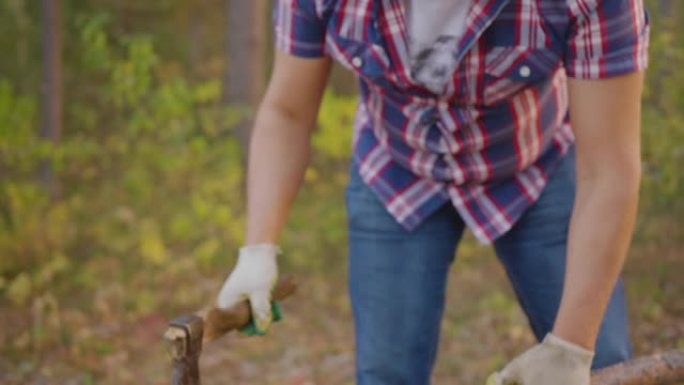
[0, 1, 682, 384]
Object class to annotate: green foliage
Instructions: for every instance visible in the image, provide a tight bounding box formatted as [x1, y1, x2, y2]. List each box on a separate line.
[637, 3, 684, 239]
[641, 108, 684, 211]
[0, 11, 359, 316]
[0, 80, 40, 173]
[0, 14, 245, 314]
[314, 90, 356, 160]
[78, 13, 113, 71]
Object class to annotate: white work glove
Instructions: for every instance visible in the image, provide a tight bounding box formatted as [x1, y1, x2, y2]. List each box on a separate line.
[487, 333, 594, 385]
[216, 244, 280, 333]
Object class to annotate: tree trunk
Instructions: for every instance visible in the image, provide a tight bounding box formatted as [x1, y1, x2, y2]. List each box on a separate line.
[659, 0, 671, 15]
[7, 0, 30, 83]
[40, 0, 63, 199]
[224, 0, 268, 164]
[190, 10, 204, 79]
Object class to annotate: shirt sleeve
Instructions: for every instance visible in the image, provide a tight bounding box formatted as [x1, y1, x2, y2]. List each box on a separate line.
[564, 0, 650, 79]
[273, 0, 327, 58]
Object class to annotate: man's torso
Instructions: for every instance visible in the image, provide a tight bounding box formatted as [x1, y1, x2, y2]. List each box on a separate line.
[274, 0, 649, 242]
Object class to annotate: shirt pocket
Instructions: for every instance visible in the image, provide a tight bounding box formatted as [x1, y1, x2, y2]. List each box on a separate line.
[482, 46, 561, 105]
[328, 35, 391, 80]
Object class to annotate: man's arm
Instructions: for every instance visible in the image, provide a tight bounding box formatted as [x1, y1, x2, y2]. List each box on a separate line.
[216, 50, 331, 331]
[488, 72, 645, 385]
[245, 51, 332, 244]
[552, 71, 645, 349]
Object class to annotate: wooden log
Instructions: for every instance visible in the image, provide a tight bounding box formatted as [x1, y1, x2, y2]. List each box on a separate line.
[199, 276, 297, 343]
[592, 349, 684, 385]
[199, 281, 683, 385]
[176, 277, 684, 385]
[164, 277, 297, 385]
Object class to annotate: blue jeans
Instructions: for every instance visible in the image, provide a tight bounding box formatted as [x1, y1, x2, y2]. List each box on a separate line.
[345, 151, 632, 385]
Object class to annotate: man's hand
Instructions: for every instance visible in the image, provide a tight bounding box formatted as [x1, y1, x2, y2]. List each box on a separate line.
[216, 244, 280, 333]
[487, 334, 594, 385]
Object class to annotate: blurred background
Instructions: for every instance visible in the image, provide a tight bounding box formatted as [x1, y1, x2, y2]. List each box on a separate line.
[0, 1, 682, 384]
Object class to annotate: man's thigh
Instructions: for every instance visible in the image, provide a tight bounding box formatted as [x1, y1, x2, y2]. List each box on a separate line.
[346, 166, 464, 384]
[493, 150, 632, 369]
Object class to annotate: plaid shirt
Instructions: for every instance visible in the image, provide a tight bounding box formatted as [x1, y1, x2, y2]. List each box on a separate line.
[274, 0, 649, 243]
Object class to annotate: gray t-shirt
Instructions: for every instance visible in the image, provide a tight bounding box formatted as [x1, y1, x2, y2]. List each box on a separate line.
[405, 0, 472, 93]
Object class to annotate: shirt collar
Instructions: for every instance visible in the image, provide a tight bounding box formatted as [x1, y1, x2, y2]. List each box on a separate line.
[371, 0, 512, 86]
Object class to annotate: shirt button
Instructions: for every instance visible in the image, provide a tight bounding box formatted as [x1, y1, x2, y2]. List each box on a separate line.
[352, 57, 363, 68]
[519, 65, 532, 78]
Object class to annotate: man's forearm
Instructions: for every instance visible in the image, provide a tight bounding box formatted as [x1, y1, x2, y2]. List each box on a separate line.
[244, 106, 313, 245]
[553, 170, 641, 350]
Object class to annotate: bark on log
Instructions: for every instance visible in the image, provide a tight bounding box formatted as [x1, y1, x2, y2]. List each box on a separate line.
[592, 349, 684, 385]
[40, 0, 63, 199]
[199, 276, 297, 343]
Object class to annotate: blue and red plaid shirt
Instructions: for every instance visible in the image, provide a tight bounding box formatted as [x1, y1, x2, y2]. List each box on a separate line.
[274, 0, 649, 243]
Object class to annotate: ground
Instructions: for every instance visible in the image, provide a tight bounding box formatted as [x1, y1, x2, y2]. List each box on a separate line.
[1, 233, 682, 384]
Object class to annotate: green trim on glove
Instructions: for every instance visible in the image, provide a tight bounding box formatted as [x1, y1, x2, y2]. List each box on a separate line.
[239, 301, 282, 336]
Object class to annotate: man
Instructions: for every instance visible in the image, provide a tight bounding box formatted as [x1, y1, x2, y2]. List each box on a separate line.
[216, 0, 649, 384]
